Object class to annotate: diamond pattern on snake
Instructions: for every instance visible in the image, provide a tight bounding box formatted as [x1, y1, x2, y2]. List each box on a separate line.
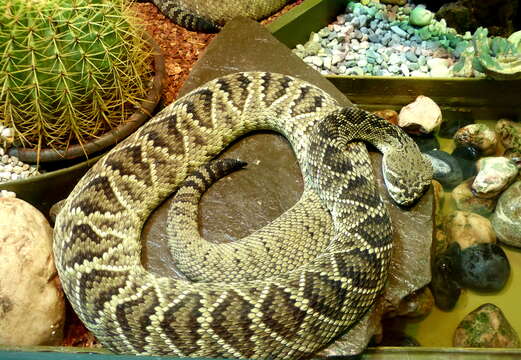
[54, 72, 432, 358]
[147, 0, 292, 32]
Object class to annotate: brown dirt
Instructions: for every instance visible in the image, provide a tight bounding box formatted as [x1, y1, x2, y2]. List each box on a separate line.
[131, 1, 303, 105]
[131, 3, 216, 104]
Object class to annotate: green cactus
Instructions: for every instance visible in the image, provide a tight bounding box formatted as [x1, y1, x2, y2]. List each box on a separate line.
[0, 0, 153, 152]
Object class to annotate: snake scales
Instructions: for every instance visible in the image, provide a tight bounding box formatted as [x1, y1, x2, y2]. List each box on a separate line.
[54, 72, 432, 358]
[148, 0, 292, 32]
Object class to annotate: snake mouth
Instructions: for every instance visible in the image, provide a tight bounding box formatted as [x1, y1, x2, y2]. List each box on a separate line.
[399, 181, 432, 208]
[385, 175, 432, 208]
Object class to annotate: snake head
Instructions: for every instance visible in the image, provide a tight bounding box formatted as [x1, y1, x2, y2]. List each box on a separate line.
[382, 150, 433, 207]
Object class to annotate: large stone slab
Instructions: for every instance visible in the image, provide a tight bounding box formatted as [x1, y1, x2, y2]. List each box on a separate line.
[141, 17, 433, 355]
[141, 16, 351, 273]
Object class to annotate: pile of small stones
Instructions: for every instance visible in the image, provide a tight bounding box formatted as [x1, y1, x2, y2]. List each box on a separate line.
[0, 127, 40, 184]
[294, 1, 477, 77]
[0, 147, 40, 183]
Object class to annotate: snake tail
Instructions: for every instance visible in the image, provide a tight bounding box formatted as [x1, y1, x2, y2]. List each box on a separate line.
[171, 158, 247, 208]
[151, 0, 219, 32]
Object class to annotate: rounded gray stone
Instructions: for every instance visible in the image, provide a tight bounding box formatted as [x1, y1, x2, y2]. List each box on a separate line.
[491, 181, 521, 248]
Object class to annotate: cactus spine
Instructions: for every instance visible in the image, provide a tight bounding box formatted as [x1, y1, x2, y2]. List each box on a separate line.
[0, 0, 153, 151]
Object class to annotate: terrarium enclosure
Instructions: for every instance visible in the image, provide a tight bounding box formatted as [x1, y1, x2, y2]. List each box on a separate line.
[1, 0, 521, 359]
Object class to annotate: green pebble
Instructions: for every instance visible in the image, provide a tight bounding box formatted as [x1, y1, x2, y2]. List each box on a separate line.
[409, 6, 434, 27]
[452, 58, 465, 73]
[419, 27, 432, 40]
[409, 63, 420, 70]
[439, 39, 450, 47]
[366, 7, 377, 17]
[472, 57, 486, 72]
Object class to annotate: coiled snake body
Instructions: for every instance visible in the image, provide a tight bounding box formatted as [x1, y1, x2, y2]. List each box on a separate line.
[148, 0, 292, 32]
[54, 72, 432, 358]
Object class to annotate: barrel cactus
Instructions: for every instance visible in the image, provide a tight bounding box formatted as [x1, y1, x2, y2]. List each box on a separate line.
[0, 0, 153, 153]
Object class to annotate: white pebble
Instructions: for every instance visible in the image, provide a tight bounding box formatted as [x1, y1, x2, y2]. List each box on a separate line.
[401, 63, 410, 76]
[410, 70, 429, 77]
[0, 190, 16, 198]
[428, 58, 451, 77]
[331, 54, 343, 65]
[357, 58, 368, 67]
[323, 57, 332, 70]
[0, 127, 14, 139]
[312, 56, 323, 67]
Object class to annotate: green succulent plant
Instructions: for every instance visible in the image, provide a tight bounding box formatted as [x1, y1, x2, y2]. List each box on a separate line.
[472, 27, 521, 80]
[0, 0, 153, 152]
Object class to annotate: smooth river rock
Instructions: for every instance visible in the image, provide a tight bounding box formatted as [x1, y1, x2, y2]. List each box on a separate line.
[451, 145, 480, 180]
[445, 211, 496, 250]
[398, 95, 442, 134]
[412, 134, 440, 152]
[452, 177, 497, 216]
[385, 286, 434, 319]
[430, 242, 462, 311]
[491, 181, 521, 248]
[473, 157, 518, 198]
[459, 243, 510, 292]
[454, 303, 520, 348]
[0, 198, 65, 346]
[425, 150, 463, 189]
[496, 118, 521, 155]
[453, 124, 498, 156]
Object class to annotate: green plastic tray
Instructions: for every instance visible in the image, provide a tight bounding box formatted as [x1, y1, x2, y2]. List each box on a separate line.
[267, 0, 521, 115]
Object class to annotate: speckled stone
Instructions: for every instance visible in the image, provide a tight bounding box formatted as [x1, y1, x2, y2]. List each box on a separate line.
[473, 157, 519, 198]
[491, 181, 521, 248]
[445, 211, 496, 250]
[454, 303, 520, 348]
[496, 119, 521, 155]
[453, 124, 498, 156]
[452, 178, 497, 216]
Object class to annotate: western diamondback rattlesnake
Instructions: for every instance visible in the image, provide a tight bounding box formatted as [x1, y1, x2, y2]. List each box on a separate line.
[54, 72, 432, 358]
[147, 0, 292, 32]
